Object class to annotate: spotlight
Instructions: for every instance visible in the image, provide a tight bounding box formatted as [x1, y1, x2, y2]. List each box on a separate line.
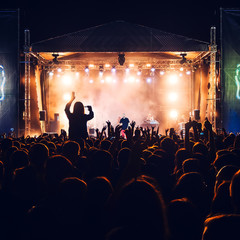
[99, 65, 104, 77]
[118, 53, 125, 66]
[186, 70, 191, 75]
[57, 67, 62, 72]
[137, 69, 142, 76]
[125, 67, 130, 73]
[151, 66, 155, 72]
[169, 110, 178, 119]
[49, 71, 54, 76]
[85, 66, 89, 73]
[160, 71, 165, 75]
[111, 66, 116, 73]
[180, 53, 187, 64]
[89, 79, 94, 84]
[146, 78, 152, 83]
[63, 93, 71, 101]
[168, 74, 178, 84]
[168, 92, 178, 102]
[52, 53, 59, 64]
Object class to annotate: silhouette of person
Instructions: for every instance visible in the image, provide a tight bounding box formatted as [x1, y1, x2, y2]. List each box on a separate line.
[65, 92, 94, 141]
[119, 114, 129, 139]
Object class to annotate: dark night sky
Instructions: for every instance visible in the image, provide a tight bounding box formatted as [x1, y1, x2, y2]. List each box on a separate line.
[2, 0, 239, 46]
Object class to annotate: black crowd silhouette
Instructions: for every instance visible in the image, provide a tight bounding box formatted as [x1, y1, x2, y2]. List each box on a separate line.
[1, 99, 240, 240]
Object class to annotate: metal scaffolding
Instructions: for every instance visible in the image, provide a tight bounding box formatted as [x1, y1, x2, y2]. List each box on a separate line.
[208, 26, 217, 130]
[24, 29, 31, 136]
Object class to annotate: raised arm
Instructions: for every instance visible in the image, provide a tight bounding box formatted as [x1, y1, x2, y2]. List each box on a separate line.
[86, 105, 94, 121]
[65, 92, 75, 118]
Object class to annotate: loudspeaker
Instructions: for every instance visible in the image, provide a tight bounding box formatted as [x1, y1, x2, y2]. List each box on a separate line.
[54, 113, 59, 121]
[194, 109, 200, 120]
[39, 110, 46, 121]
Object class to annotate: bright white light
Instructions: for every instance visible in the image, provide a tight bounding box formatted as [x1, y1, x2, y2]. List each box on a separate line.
[85, 67, 89, 73]
[147, 78, 152, 83]
[125, 68, 130, 73]
[111, 67, 116, 73]
[168, 74, 178, 84]
[180, 67, 184, 71]
[62, 75, 72, 85]
[63, 93, 71, 101]
[129, 77, 135, 83]
[99, 70, 103, 77]
[137, 70, 142, 76]
[129, 64, 134, 68]
[100, 79, 105, 84]
[49, 71, 54, 76]
[89, 79, 94, 84]
[89, 64, 95, 68]
[75, 72, 79, 77]
[168, 92, 178, 102]
[151, 67, 155, 72]
[169, 110, 178, 119]
[105, 64, 110, 68]
[160, 71, 165, 75]
[57, 68, 62, 72]
[186, 71, 191, 75]
[179, 73, 183, 77]
[124, 79, 128, 83]
[106, 76, 112, 83]
[146, 63, 151, 67]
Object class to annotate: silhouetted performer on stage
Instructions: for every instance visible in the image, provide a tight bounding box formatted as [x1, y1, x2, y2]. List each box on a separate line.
[120, 113, 130, 130]
[65, 92, 94, 141]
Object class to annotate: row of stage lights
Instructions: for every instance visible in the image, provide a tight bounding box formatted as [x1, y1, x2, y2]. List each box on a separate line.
[49, 66, 192, 77]
[50, 72, 189, 85]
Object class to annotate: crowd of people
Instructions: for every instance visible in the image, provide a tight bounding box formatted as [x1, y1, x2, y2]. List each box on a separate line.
[0, 99, 240, 240]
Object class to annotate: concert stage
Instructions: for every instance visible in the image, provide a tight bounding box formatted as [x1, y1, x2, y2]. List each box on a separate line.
[23, 21, 216, 136]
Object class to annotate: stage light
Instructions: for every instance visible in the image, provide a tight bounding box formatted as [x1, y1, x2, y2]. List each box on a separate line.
[62, 75, 72, 85]
[57, 68, 62, 72]
[146, 63, 151, 67]
[99, 65, 104, 77]
[106, 76, 112, 83]
[99, 71, 103, 77]
[169, 110, 178, 119]
[89, 64, 95, 68]
[129, 76, 135, 83]
[75, 72, 79, 77]
[89, 79, 94, 84]
[49, 71, 54, 76]
[85, 66, 89, 73]
[180, 53, 187, 64]
[168, 74, 178, 84]
[180, 67, 184, 71]
[151, 66, 155, 72]
[186, 70, 191, 75]
[63, 93, 71, 101]
[146, 78, 152, 83]
[100, 79, 105, 84]
[105, 64, 110, 68]
[160, 71, 165, 75]
[118, 53, 125, 66]
[111, 66, 116, 73]
[168, 92, 178, 102]
[125, 67, 130, 73]
[129, 63, 134, 68]
[179, 73, 183, 77]
[52, 53, 59, 64]
[137, 70, 142, 76]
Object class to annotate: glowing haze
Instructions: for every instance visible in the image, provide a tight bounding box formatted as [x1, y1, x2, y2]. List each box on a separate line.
[48, 69, 192, 134]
